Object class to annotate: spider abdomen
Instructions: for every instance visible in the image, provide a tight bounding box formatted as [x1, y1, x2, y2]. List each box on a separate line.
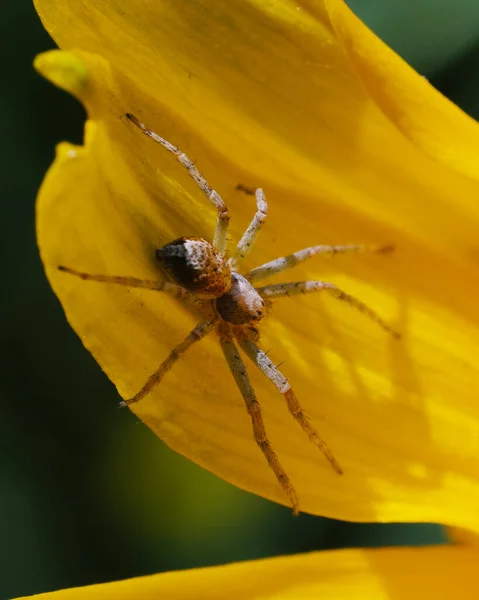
[156, 236, 232, 299]
[215, 273, 265, 325]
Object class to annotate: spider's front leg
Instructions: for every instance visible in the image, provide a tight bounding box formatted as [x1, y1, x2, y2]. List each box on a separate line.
[238, 337, 343, 475]
[218, 324, 300, 514]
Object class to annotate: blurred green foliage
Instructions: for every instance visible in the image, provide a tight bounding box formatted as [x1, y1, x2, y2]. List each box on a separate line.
[3, 1, 479, 597]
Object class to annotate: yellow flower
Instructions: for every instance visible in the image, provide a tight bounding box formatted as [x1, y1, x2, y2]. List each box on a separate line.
[33, 0, 479, 528]
[14, 541, 479, 599]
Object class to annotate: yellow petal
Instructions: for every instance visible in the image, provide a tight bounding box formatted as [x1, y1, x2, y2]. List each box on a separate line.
[33, 1, 479, 526]
[323, 0, 479, 180]
[33, 51, 88, 99]
[14, 545, 479, 599]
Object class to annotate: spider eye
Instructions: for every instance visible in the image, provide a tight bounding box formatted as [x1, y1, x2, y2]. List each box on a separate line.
[156, 236, 232, 299]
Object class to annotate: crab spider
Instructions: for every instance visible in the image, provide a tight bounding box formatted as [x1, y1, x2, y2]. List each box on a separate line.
[58, 113, 399, 514]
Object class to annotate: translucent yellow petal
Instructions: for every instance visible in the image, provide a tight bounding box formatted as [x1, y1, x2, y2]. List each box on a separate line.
[33, 0, 479, 256]
[33, 0, 479, 527]
[447, 526, 479, 547]
[323, 0, 479, 181]
[14, 545, 479, 599]
[34, 51, 88, 98]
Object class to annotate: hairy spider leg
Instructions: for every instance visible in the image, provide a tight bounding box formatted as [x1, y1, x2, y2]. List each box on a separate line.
[257, 280, 400, 338]
[230, 188, 268, 270]
[58, 266, 203, 312]
[246, 243, 394, 283]
[126, 113, 230, 254]
[121, 319, 215, 407]
[220, 334, 299, 514]
[239, 337, 343, 475]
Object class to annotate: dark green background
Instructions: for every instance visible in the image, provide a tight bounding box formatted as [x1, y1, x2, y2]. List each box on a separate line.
[3, 1, 478, 598]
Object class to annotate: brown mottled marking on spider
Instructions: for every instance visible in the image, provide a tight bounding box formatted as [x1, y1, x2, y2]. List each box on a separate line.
[58, 113, 400, 515]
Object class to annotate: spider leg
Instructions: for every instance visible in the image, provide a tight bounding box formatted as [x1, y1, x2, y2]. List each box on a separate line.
[121, 318, 215, 407]
[238, 337, 343, 475]
[257, 281, 400, 338]
[126, 113, 230, 254]
[230, 188, 268, 270]
[58, 265, 203, 311]
[219, 332, 299, 514]
[246, 243, 393, 283]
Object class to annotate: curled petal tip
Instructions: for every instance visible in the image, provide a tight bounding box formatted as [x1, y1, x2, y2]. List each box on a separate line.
[34, 50, 88, 99]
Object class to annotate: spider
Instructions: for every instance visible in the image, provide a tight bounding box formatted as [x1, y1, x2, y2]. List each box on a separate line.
[59, 113, 399, 515]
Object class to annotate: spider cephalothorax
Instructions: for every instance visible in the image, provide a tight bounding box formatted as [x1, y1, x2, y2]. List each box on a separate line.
[59, 113, 399, 514]
[215, 272, 265, 325]
[156, 236, 265, 325]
